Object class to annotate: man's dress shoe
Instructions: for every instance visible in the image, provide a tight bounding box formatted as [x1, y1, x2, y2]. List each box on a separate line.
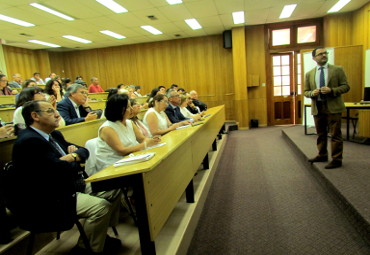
[308, 156, 328, 163]
[325, 160, 342, 169]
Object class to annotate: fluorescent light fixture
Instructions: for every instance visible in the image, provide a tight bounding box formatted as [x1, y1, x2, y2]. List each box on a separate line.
[166, 0, 182, 4]
[141, 25, 163, 35]
[0, 14, 35, 27]
[30, 3, 74, 21]
[327, 0, 351, 13]
[28, 40, 61, 48]
[100, 30, 126, 39]
[62, 35, 92, 44]
[185, 18, 202, 30]
[96, 0, 128, 13]
[279, 4, 297, 19]
[232, 11, 245, 24]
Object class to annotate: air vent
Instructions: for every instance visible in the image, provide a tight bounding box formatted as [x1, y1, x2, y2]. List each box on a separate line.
[19, 33, 33, 37]
[147, 15, 158, 20]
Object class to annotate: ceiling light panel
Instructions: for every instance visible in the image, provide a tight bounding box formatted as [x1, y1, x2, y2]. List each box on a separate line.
[232, 11, 245, 24]
[141, 25, 163, 35]
[29, 3, 74, 21]
[279, 4, 297, 19]
[185, 19, 202, 30]
[166, 0, 183, 5]
[62, 35, 92, 43]
[100, 30, 126, 39]
[96, 0, 128, 13]
[327, 0, 351, 13]
[0, 14, 35, 27]
[28, 40, 61, 48]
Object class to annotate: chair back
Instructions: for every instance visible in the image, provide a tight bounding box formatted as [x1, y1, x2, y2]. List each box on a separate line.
[84, 137, 99, 177]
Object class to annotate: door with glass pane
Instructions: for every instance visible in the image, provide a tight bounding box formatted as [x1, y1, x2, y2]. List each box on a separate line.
[271, 53, 294, 125]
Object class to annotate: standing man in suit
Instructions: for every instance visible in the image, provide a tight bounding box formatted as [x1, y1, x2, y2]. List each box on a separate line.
[304, 47, 350, 169]
[9, 100, 121, 254]
[57, 83, 97, 125]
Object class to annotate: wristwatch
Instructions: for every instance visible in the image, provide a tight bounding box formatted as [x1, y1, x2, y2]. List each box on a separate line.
[71, 153, 78, 162]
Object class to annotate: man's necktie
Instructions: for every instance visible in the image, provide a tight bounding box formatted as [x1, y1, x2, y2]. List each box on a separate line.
[319, 67, 326, 101]
[49, 135, 66, 156]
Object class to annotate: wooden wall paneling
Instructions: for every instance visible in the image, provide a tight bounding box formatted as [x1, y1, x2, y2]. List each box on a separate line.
[245, 25, 268, 126]
[232, 27, 249, 128]
[324, 13, 353, 47]
[35, 50, 51, 79]
[334, 45, 363, 102]
[3, 45, 40, 79]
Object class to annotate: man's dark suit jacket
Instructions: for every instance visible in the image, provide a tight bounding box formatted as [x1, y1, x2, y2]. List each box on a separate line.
[7, 127, 89, 232]
[57, 97, 90, 125]
[165, 104, 187, 123]
[193, 99, 207, 112]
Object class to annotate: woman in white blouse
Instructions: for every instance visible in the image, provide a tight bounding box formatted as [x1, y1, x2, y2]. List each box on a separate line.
[179, 94, 203, 122]
[142, 94, 186, 137]
[95, 93, 161, 171]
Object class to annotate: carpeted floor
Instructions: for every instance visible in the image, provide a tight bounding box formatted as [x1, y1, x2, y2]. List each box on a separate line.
[187, 126, 370, 255]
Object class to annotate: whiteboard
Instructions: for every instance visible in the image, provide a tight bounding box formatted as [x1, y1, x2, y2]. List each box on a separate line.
[365, 49, 370, 88]
[302, 48, 334, 127]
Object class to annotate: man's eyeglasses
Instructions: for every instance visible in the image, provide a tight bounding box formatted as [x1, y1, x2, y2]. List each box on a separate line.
[315, 51, 329, 57]
[35, 108, 56, 115]
[77, 91, 88, 95]
[161, 100, 169, 104]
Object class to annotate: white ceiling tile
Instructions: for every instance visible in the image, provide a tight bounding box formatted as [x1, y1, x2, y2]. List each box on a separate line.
[0, 0, 369, 51]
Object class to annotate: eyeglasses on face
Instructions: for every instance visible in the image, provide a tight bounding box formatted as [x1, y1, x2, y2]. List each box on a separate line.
[35, 91, 45, 95]
[315, 51, 329, 57]
[35, 108, 56, 115]
[126, 106, 134, 111]
[77, 91, 88, 95]
[160, 100, 169, 104]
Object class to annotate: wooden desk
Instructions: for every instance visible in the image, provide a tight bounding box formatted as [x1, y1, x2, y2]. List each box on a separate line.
[135, 96, 148, 105]
[85, 105, 225, 254]
[0, 118, 105, 170]
[88, 92, 108, 100]
[0, 95, 16, 105]
[0, 107, 15, 122]
[344, 102, 370, 140]
[89, 100, 106, 110]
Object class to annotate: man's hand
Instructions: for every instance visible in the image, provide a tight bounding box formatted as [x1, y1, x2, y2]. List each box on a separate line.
[85, 112, 97, 121]
[320, 86, 331, 94]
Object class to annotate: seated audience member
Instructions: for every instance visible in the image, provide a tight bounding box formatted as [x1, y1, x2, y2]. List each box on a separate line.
[186, 94, 200, 114]
[22, 79, 37, 89]
[8, 73, 22, 89]
[180, 95, 203, 122]
[62, 78, 72, 92]
[130, 98, 150, 137]
[177, 88, 186, 95]
[76, 75, 84, 81]
[45, 72, 56, 83]
[170, 84, 178, 91]
[158, 86, 166, 95]
[143, 94, 187, 136]
[0, 74, 17, 95]
[57, 84, 97, 125]
[134, 86, 143, 97]
[13, 87, 65, 132]
[165, 89, 193, 124]
[189, 90, 207, 112]
[44, 79, 64, 103]
[117, 84, 125, 89]
[8, 100, 121, 255]
[30, 72, 45, 85]
[126, 85, 136, 98]
[88, 77, 105, 93]
[95, 94, 160, 171]
[0, 123, 14, 138]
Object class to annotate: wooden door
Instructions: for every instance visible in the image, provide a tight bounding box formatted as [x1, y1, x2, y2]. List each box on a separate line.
[270, 53, 294, 125]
